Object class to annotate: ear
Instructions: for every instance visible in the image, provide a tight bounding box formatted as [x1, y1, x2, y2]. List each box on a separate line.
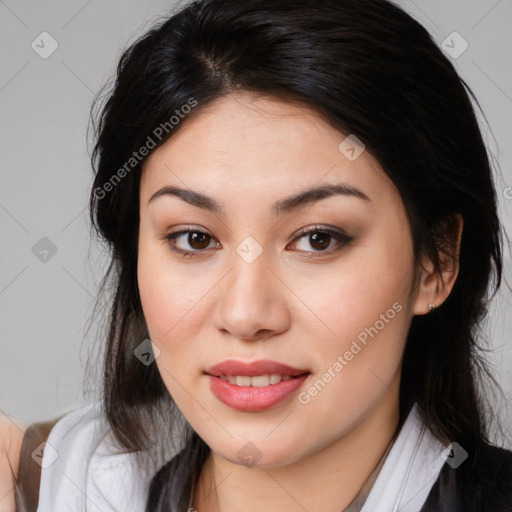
[412, 213, 463, 315]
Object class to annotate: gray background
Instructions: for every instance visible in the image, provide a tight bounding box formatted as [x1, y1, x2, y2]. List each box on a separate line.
[1, 1, 511, 446]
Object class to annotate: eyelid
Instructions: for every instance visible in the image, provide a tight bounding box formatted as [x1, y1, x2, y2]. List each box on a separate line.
[290, 224, 348, 241]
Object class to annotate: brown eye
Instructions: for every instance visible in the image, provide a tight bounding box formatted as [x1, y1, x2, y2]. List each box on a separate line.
[308, 232, 331, 251]
[289, 226, 352, 256]
[187, 231, 211, 250]
[165, 228, 220, 256]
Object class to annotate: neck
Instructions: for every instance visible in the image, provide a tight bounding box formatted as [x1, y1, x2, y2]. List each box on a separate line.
[191, 374, 401, 512]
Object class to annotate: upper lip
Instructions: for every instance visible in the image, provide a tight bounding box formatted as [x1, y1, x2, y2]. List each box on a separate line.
[206, 359, 310, 377]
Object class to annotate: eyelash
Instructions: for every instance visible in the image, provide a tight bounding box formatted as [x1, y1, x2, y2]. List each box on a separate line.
[164, 225, 352, 259]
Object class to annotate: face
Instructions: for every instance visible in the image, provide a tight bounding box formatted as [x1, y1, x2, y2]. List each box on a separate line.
[137, 92, 419, 468]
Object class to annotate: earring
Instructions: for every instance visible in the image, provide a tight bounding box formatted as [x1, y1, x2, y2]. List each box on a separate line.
[428, 303, 437, 312]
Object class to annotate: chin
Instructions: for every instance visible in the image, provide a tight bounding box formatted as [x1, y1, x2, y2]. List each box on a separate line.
[211, 438, 303, 469]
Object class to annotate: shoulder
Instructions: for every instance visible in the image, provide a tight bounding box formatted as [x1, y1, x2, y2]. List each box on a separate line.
[38, 400, 108, 463]
[0, 416, 26, 512]
[465, 443, 512, 509]
[421, 441, 512, 511]
[36, 401, 167, 512]
[36, 401, 110, 511]
[11, 402, 102, 512]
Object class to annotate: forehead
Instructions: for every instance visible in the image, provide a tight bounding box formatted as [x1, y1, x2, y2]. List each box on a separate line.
[140, 92, 398, 213]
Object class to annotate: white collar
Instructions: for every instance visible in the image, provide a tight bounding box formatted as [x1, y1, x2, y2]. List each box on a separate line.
[361, 404, 447, 512]
[37, 402, 446, 512]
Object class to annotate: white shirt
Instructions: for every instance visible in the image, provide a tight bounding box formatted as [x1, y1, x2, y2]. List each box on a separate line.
[37, 401, 447, 512]
[36, 401, 164, 512]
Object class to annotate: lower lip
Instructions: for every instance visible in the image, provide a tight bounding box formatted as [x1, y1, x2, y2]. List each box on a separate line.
[208, 374, 309, 411]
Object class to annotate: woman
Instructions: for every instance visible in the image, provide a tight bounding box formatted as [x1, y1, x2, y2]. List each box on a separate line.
[12, 0, 512, 510]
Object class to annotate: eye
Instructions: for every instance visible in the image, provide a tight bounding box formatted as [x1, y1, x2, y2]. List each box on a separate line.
[164, 224, 352, 259]
[165, 226, 220, 257]
[288, 225, 352, 256]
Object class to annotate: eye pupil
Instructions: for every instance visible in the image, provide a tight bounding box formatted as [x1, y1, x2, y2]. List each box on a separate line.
[189, 232, 210, 249]
[310, 232, 330, 250]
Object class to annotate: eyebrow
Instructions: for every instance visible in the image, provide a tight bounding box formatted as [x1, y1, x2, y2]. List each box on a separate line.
[147, 183, 370, 215]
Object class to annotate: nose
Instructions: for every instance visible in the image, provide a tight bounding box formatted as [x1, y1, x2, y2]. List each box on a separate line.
[211, 245, 291, 342]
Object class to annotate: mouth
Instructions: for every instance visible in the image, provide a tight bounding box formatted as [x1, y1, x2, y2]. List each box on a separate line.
[205, 359, 311, 411]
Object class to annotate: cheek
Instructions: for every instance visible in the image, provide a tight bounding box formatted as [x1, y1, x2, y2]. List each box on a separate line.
[137, 254, 205, 410]
[136, 237, 216, 407]
[137, 235, 203, 340]
[293, 233, 415, 419]
[296, 239, 414, 348]
[292, 270, 412, 446]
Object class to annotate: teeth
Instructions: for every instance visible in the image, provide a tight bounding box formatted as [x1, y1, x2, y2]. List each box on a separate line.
[269, 374, 282, 385]
[236, 376, 252, 387]
[220, 374, 296, 386]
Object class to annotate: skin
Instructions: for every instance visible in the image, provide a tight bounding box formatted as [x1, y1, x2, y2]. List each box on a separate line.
[137, 92, 462, 512]
[0, 418, 24, 512]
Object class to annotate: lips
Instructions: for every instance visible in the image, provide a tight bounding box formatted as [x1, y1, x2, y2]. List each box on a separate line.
[205, 359, 310, 411]
[205, 359, 309, 378]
